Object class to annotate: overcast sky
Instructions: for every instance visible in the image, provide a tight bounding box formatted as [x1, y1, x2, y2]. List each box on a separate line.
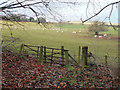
[0, 0, 119, 23]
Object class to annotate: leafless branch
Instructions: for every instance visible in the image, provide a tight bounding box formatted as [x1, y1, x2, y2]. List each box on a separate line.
[0, 0, 119, 27]
[82, 1, 120, 23]
[108, 5, 117, 30]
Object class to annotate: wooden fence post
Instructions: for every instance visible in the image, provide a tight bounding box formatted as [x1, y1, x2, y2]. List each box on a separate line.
[118, 57, 120, 82]
[65, 50, 69, 66]
[44, 46, 46, 63]
[78, 46, 81, 65]
[104, 55, 108, 67]
[20, 44, 24, 53]
[61, 46, 64, 66]
[51, 49, 54, 66]
[82, 46, 88, 68]
[37, 46, 39, 58]
[39, 46, 43, 63]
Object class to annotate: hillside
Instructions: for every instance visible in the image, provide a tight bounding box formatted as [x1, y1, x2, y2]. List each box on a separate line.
[2, 51, 120, 88]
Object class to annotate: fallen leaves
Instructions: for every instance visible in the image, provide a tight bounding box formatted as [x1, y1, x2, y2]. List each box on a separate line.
[2, 51, 120, 88]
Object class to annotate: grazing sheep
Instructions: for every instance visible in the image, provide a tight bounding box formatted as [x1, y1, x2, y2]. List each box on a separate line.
[104, 34, 107, 37]
[98, 36, 103, 38]
[42, 28, 45, 30]
[72, 31, 76, 34]
[4, 26, 8, 29]
[94, 35, 98, 38]
[61, 31, 63, 33]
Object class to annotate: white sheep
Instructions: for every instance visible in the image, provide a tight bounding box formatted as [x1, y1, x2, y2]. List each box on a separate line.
[42, 28, 45, 30]
[0, 27, 2, 29]
[98, 36, 103, 38]
[104, 34, 107, 37]
[72, 31, 76, 34]
[94, 35, 98, 38]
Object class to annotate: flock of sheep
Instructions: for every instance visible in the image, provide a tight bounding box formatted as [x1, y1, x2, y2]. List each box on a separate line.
[49, 28, 82, 34]
[94, 34, 108, 38]
[43, 28, 108, 38]
[3, 25, 108, 39]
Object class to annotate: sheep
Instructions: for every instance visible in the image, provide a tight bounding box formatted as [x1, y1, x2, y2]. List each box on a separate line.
[104, 34, 107, 37]
[98, 36, 103, 38]
[94, 35, 98, 38]
[72, 31, 76, 34]
[57, 30, 60, 32]
[42, 28, 45, 31]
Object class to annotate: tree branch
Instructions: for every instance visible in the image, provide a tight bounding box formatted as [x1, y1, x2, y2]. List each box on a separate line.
[82, 1, 120, 23]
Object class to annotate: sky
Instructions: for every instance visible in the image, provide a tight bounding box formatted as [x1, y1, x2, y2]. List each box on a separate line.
[0, 0, 119, 23]
[47, 0, 119, 23]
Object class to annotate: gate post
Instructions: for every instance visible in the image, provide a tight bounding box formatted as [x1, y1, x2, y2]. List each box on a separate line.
[61, 46, 64, 66]
[39, 46, 43, 63]
[65, 50, 69, 65]
[44, 46, 46, 63]
[20, 44, 24, 53]
[104, 55, 108, 67]
[78, 46, 81, 65]
[82, 46, 88, 68]
[51, 49, 54, 66]
[37, 46, 39, 58]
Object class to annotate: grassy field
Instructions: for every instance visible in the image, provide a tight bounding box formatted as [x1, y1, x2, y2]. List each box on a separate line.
[1, 21, 119, 65]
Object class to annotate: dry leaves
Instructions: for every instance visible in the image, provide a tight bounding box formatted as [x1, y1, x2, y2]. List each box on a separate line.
[2, 51, 120, 88]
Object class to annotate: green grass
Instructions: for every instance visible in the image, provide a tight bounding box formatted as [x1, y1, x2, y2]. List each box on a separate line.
[54, 23, 88, 30]
[1, 21, 119, 64]
[101, 27, 118, 36]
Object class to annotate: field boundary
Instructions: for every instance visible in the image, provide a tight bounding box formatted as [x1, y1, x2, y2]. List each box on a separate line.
[20, 44, 77, 66]
[20, 44, 93, 67]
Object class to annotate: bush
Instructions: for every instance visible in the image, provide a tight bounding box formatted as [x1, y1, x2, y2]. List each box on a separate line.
[88, 21, 108, 35]
[38, 17, 46, 23]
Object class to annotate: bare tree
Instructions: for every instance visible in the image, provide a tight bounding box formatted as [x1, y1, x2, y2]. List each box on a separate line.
[0, 0, 119, 24]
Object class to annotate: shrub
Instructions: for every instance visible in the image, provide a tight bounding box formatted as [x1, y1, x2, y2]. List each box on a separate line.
[88, 21, 108, 35]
